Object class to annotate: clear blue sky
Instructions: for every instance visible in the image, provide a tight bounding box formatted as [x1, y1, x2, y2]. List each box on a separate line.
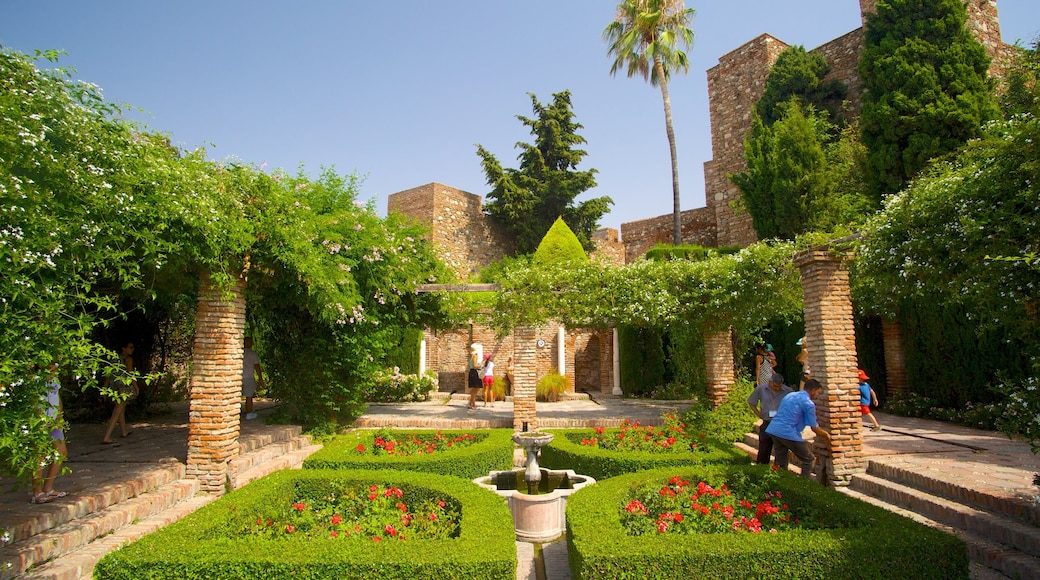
[3, 1, 1037, 232]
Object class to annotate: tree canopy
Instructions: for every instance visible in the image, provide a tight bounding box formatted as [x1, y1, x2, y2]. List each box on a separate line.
[0, 48, 449, 481]
[604, 0, 695, 245]
[756, 45, 847, 127]
[858, 0, 999, 199]
[477, 90, 612, 254]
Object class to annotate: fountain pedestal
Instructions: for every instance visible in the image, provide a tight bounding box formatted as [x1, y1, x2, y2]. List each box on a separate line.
[474, 432, 595, 543]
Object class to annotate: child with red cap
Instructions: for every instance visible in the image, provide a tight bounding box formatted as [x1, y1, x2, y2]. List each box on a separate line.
[858, 369, 881, 431]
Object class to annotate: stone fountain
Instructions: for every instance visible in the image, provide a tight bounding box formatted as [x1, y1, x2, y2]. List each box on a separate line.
[474, 431, 595, 543]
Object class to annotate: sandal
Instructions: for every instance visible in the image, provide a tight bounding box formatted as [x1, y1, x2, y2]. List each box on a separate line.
[45, 490, 67, 501]
[30, 492, 54, 504]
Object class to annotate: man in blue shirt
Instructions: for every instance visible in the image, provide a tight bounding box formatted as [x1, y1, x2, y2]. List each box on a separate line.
[765, 378, 831, 477]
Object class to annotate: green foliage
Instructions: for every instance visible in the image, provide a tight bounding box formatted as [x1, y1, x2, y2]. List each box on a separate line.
[540, 430, 745, 481]
[999, 37, 1040, 118]
[756, 45, 848, 127]
[247, 168, 452, 428]
[853, 113, 1040, 402]
[478, 90, 612, 253]
[93, 469, 516, 580]
[366, 369, 438, 403]
[531, 217, 589, 269]
[303, 429, 514, 479]
[567, 466, 969, 579]
[618, 326, 666, 396]
[536, 371, 570, 402]
[858, 0, 999, 198]
[488, 241, 803, 340]
[644, 244, 740, 262]
[732, 101, 876, 241]
[681, 375, 756, 444]
[383, 326, 423, 375]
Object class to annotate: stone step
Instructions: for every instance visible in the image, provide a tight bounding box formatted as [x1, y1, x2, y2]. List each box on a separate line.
[866, 460, 1040, 528]
[17, 495, 216, 580]
[228, 434, 309, 482]
[850, 472, 1040, 560]
[0, 477, 201, 579]
[230, 441, 323, 490]
[839, 486, 1040, 580]
[2, 462, 186, 546]
[238, 424, 303, 455]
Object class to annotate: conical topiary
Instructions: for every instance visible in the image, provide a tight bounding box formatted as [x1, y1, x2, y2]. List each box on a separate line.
[532, 217, 588, 268]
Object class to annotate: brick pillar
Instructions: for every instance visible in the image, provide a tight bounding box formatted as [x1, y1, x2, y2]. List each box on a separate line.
[186, 270, 246, 494]
[704, 327, 735, 408]
[794, 249, 863, 487]
[882, 318, 908, 400]
[513, 325, 537, 432]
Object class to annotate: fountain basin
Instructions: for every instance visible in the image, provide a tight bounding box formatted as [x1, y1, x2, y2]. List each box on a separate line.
[473, 468, 595, 543]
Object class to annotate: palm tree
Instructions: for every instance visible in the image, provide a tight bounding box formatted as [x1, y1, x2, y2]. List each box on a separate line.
[604, 0, 695, 245]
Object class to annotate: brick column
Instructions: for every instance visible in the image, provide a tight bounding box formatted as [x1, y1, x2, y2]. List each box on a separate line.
[794, 249, 863, 487]
[513, 325, 537, 432]
[704, 327, 735, 408]
[186, 270, 246, 494]
[882, 318, 908, 400]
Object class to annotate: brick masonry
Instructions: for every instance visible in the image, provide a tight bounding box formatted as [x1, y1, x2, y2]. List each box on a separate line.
[704, 328, 736, 408]
[795, 249, 862, 487]
[882, 318, 909, 399]
[186, 272, 246, 494]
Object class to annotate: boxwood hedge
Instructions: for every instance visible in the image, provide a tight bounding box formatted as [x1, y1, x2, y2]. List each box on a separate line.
[567, 465, 968, 579]
[539, 428, 747, 480]
[303, 428, 514, 479]
[93, 469, 516, 580]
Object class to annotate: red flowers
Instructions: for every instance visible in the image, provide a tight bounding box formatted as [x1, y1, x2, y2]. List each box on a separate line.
[578, 414, 704, 454]
[248, 488, 458, 542]
[358, 429, 478, 456]
[620, 474, 795, 536]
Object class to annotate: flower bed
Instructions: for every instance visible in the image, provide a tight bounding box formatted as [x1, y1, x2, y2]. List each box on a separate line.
[567, 466, 968, 579]
[541, 420, 746, 480]
[93, 469, 516, 580]
[304, 428, 513, 479]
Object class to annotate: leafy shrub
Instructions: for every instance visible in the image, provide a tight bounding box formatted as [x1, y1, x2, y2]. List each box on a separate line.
[304, 429, 513, 479]
[367, 368, 438, 402]
[681, 375, 757, 443]
[567, 466, 968, 579]
[536, 371, 569, 402]
[94, 469, 516, 579]
[540, 427, 745, 481]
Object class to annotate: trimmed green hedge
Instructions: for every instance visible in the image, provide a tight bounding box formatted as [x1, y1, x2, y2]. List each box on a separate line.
[539, 429, 747, 480]
[94, 469, 516, 580]
[567, 466, 968, 579]
[303, 428, 514, 479]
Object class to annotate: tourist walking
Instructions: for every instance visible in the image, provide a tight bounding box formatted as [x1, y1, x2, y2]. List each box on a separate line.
[102, 341, 137, 444]
[31, 364, 68, 503]
[858, 369, 881, 431]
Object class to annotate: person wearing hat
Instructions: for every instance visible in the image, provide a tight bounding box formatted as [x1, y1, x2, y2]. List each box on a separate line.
[858, 369, 881, 431]
[747, 372, 793, 464]
[765, 378, 831, 478]
[481, 353, 496, 407]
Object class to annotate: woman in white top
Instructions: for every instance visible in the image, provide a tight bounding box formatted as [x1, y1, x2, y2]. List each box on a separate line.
[481, 353, 495, 407]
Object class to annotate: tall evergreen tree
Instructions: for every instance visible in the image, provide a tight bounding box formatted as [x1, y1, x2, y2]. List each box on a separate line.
[858, 0, 999, 199]
[756, 46, 847, 127]
[477, 91, 612, 254]
[604, 0, 695, 246]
